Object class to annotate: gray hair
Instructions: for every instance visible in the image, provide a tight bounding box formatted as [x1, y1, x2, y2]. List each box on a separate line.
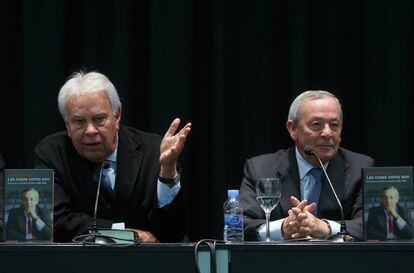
[287, 90, 343, 123]
[381, 186, 399, 198]
[21, 188, 39, 200]
[58, 71, 122, 121]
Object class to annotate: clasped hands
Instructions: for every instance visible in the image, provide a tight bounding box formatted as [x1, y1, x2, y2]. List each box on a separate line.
[282, 196, 331, 240]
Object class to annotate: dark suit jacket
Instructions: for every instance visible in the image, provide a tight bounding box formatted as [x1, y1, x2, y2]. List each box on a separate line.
[240, 146, 374, 241]
[5, 206, 52, 241]
[0, 154, 4, 241]
[366, 205, 414, 240]
[35, 125, 185, 242]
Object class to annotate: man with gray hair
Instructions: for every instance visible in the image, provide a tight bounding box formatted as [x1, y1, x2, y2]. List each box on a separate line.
[35, 71, 191, 242]
[5, 188, 52, 241]
[240, 90, 374, 241]
[366, 186, 414, 240]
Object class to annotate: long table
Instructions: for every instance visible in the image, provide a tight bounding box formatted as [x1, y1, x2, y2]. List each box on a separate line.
[227, 241, 414, 273]
[0, 241, 413, 273]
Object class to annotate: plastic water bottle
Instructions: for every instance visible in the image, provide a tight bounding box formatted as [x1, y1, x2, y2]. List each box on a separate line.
[223, 189, 244, 242]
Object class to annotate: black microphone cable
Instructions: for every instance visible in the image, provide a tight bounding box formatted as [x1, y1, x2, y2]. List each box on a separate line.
[194, 239, 226, 273]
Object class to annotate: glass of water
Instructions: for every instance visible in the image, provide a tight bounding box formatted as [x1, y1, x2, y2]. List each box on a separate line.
[256, 178, 282, 241]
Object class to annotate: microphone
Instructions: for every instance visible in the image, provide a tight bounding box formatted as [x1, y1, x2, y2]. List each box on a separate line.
[304, 145, 354, 242]
[73, 160, 116, 244]
[91, 160, 111, 234]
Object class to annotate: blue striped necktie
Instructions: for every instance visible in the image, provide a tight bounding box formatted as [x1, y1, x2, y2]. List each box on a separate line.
[308, 168, 324, 216]
[95, 165, 114, 199]
[101, 170, 113, 194]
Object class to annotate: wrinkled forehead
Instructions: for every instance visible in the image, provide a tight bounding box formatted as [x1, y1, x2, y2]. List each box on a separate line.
[66, 92, 111, 115]
[67, 90, 109, 105]
[299, 97, 342, 119]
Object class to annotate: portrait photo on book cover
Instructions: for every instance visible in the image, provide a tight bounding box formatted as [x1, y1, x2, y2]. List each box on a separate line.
[365, 185, 414, 241]
[4, 187, 52, 242]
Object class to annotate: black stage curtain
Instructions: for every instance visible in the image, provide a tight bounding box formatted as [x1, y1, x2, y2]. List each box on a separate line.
[0, 0, 413, 241]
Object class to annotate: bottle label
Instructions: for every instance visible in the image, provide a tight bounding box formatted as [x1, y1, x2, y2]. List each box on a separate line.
[225, 214, 243, 227]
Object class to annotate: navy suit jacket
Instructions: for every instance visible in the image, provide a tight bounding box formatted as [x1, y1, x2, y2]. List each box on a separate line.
[240, 146, 374, 241]
[366, 205, 414, 240]
[35, 125, 186, 242]
[5, 206, 52, 241]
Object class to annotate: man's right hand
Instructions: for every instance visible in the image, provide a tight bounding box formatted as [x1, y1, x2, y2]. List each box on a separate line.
[386, 207, 400, 219]
[27, 207, 39, 220]
[131, 229, 159, 243]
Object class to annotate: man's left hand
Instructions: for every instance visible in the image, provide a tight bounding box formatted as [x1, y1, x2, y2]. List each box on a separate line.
[159, 118, 191, 178]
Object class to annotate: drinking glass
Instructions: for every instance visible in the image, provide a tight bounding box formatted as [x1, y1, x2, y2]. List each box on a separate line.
[256, 178, 282, 241]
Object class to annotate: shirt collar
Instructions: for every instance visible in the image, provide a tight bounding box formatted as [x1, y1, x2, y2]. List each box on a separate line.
[105, 136, 118, 163]
[295, 146, 329, 180]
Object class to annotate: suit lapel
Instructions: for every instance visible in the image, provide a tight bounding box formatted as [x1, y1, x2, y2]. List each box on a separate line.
[68, 143, 97, 210]
[115, 127, 143, 204]
[278, 147, 301, 216]
[377, 209, 387, 233]
[17, 208, 27, 234]
[318, 152, 347, 215]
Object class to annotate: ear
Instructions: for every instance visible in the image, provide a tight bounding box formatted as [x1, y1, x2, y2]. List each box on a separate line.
[65, 122, 71, 138]
[286, 120, 297, 141]
[114, 109, 122, 130]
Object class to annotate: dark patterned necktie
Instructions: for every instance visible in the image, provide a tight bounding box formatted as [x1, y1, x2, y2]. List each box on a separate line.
[27, 216, 33, 234]
[101, 171, 113, 193]
[308, 168, 324, 216]
[388, 212, 395, 234]
[95, 166, 115, 199]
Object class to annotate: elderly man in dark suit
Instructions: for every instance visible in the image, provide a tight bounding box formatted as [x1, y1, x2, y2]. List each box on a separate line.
[240, 90, 374, 241]
[366, 186, 414, 240]
[35, 71, 191, 242]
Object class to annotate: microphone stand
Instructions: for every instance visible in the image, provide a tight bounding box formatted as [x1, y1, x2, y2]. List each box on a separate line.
[73, 160, 116, 244]
[305, 146, 355, 242]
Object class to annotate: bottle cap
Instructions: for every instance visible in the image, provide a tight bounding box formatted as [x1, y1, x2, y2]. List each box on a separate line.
[228, 189, 239, 198]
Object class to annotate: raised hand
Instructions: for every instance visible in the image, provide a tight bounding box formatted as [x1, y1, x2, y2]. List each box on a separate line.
[159, 118, 191, 178]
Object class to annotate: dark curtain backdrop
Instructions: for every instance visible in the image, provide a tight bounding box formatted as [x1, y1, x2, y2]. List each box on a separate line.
[0, 0, 413, 241]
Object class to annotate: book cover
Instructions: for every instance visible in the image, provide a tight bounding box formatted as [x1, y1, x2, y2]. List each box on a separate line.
[363, 166, 414, 241]
[3, 169, 53, 242]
